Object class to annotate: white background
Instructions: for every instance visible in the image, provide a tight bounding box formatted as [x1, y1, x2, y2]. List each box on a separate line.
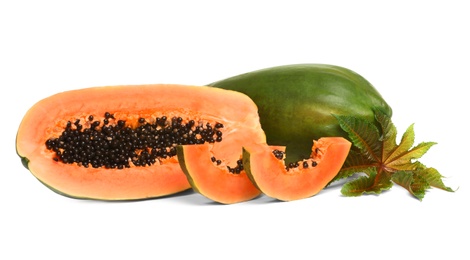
[1, 1, 468, 259]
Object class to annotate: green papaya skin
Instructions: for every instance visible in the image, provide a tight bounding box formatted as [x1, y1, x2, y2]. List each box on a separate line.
[207, 64, 392, 162]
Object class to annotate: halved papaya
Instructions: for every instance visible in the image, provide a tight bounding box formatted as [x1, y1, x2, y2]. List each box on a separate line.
[16, 84, 266, 200]
[176, 144, 284, 204]
[242, 137, 351, 201]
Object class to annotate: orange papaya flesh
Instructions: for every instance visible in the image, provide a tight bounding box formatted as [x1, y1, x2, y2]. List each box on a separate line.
[176, 144, 285, 204]
[16, 84, 266, 200]
[242, 137, 351, 201]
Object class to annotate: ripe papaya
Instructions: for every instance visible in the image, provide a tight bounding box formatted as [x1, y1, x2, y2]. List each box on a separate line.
[176, 144, 286, 204]
[243, 137, 351, 201]
[176, 144, 261, 204]
[208, 64, 392, 162]
[16, 84, 266, 200]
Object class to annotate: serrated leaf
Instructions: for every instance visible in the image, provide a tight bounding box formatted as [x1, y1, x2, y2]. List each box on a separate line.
[342, 149, 375, 168]
[392, 171, 429, 200]
[386, 142, 436, 169]
[417, 167, 454, 192]
[335, 115, 381, 162]
[385, 161, 423, 171]
[384, 124, 415, 164]
[334, 108, 453, 199]
[341, 170, 393, 197]
[331, 150, 376, 184]
[374, 108, 398, 160]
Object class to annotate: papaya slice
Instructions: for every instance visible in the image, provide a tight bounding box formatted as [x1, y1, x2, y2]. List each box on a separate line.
[242, 137, 351, 201]
[16, 84, 266, 200]
[176, 144, 284, 204]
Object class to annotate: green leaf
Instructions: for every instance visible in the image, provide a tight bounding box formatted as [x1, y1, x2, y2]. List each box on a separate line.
[385, 161, 423, 171]
[334, 108, 454, 200]
[332, 150, 375, 182]
[386, 141, 437, 169]
[341, 170, 393, 197]
[374, 108, 397, 160]
[335, 114, 382, 162]
[384, 124, 415, 164]
[392, 171, 429, 200]
[418, 167, 455, 192]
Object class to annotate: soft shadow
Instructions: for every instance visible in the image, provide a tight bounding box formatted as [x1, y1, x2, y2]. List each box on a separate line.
[169, 193, 284, 205]
[246, 194, 284, 204]
[169, 191, 223, 206]
[69, 188, 198, 204]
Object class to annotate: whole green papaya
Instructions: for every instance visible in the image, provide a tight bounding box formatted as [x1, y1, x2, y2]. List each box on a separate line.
[207, 64, 392, 162]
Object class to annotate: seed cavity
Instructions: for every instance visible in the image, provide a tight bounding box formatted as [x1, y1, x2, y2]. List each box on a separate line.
[210, 156, 222, 166]
[272, 149, 285, 160]
[210, 155, 242, 174]
[227, 159, 244, 174]
[272, 149, 319, 171]
[46, 112, 224, 169]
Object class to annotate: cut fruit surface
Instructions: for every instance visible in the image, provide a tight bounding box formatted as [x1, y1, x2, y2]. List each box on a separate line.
[177, 144, 276, 204]
[243, 137, 351, 201]
[16, 84, 265, 200]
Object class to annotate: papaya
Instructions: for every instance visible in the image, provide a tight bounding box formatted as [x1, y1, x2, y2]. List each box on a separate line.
[208, 64, 392, 162]
[176, 144, 285, 204]
[243, 137, 351, 201]
[16, 84, 266, 200]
